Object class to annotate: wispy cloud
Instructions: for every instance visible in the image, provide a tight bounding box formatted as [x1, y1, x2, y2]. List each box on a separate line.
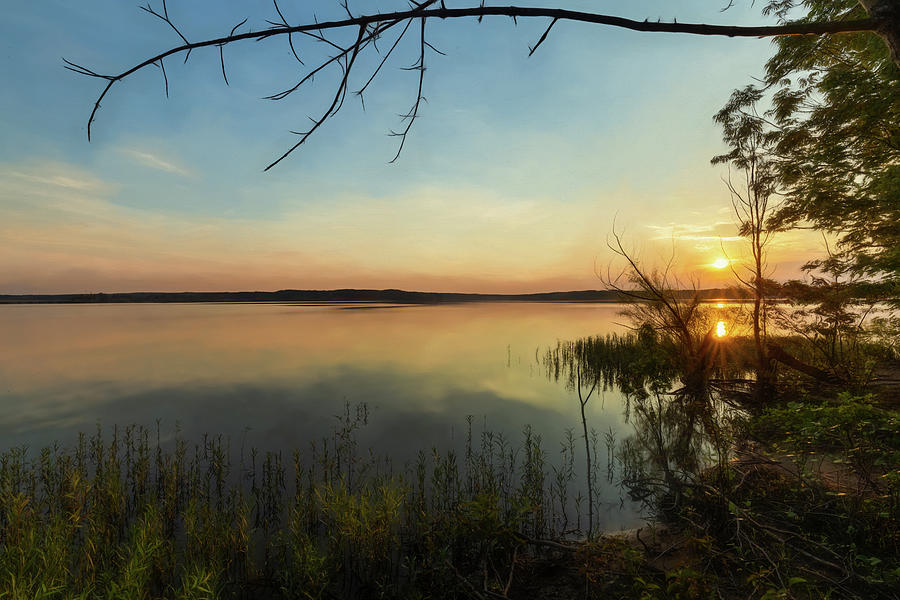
[119, 148, 192, 176]
[0, 159, 825, 294]
[645, 221, 741, 243]
[6, 168, 105, 192]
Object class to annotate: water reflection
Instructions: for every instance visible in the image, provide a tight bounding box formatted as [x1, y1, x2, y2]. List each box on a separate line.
[543, 321, 744, 517]
[0, 302, 645, 529]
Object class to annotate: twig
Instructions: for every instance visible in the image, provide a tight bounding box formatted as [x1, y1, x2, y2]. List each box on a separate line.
[388, 16, 427, 162]
[355, 18, 415, 108]
[155, 59, 168, 96]
[528, 17, 558, 56]
[271, 0, 304, 64]
[264, 24, 367, 171]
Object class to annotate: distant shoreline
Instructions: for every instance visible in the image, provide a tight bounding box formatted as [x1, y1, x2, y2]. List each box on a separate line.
[0, 288, 748, 305]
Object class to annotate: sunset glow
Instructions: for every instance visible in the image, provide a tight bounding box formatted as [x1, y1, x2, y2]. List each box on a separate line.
[0, 1, 828, 294]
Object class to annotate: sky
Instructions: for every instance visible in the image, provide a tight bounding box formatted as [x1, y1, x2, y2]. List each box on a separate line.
[0, 0, 828, 294]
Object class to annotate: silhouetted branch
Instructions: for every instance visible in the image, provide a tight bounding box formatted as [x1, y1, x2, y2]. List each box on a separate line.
[528, 18, 558, 56]
[62, 59, 113, 80]
[66, 2, 884, 167]
[264, 24, 367, 171]
[139, 2, 189, 46]
[388, 16, 427, 163]
[156, 59, 168, 96]
[356, 18, 415, 110]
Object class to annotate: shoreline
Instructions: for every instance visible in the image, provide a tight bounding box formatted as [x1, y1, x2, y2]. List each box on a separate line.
[0, 287, 747, 305]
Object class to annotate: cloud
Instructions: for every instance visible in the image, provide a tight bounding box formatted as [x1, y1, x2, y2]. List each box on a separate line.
[119, 148, 192, 176]
[5, 167, 106, 192]
[645, 221, 742, 243]
[0, 159, 825, 294]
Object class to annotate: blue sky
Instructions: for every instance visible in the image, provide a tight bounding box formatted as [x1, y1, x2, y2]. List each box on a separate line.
[0, 0, 826, 293]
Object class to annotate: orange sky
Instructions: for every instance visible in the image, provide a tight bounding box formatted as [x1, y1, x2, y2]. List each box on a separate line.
[0, 161, 824, 294]
[0, 1, 828, 295]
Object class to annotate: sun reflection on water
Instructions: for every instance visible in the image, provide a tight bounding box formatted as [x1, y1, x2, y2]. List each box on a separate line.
[715, 321, 727, 338]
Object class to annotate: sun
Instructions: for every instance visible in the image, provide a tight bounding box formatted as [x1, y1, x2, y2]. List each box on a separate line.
[712, 257, 730, 269]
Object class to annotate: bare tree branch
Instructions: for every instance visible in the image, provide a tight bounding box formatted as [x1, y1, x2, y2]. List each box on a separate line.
[356, 17, 415, 108]
[388, 16, 427, 163]
[528, 17, 558, 57]
[66, 3, 884, 167]
[218, 19, 248, 87]
[270, 0, 304, 65]
[155, 59, 168, 97]
[263, 24, 367, 171]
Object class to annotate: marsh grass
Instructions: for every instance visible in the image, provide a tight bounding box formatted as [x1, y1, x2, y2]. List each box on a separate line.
[0, 405, 618, 599]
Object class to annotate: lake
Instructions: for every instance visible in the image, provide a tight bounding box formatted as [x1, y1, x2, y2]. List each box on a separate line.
[0, 302, 643, 529]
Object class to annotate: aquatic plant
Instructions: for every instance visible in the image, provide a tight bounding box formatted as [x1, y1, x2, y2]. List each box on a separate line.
[0, 405, 616, 599]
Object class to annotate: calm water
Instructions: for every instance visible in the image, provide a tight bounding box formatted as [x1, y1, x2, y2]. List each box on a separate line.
[0, 302, 642, 528]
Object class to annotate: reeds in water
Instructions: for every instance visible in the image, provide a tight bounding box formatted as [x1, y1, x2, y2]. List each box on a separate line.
[0, 404, 621, 599]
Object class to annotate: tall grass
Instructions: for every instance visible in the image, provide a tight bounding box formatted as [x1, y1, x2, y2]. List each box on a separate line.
[0, 406, 620, 599]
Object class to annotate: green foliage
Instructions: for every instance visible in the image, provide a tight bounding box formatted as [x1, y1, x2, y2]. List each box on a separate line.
[648, 392, 900, 599]
[317, 480, 405, 595]
[278, 522, 329, 599]
[542, 321, 745, 403]
[752, 394, 900, 475]
[662, 567, 715, 600]
[578, 538, 717, 600]
[0, 409, 591, 599]
[102, 505, 168, 599]
[578, 537, 648, 596]
[176, 564, 222, 600]
[774, 286, 897, 390]
[677, 459, 900, 599]
[722, 0, 900, 293]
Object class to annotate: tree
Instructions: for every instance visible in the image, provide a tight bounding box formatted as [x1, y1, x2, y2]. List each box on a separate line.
[712, 0, 900, 389]
[722, 0, 899, 295]
[712, 87, 781, 402]
[600, 231, 730, 400]
[65, 0, 900, 170]
[777, 258, 889, 387]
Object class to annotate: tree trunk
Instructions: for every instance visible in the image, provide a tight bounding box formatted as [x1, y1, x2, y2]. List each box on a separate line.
[766, 343, 841, 385]
[859, 0, 900, 68]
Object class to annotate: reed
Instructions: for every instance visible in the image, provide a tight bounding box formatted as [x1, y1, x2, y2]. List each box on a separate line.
[0, 405, 616, 599]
